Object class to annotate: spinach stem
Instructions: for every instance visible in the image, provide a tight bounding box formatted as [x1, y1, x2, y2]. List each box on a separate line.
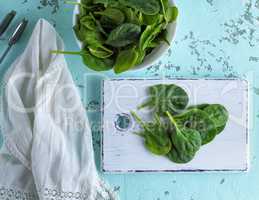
[133, 131, 145, 137]
[166, 111, 179, 131]
[130, 111, 147, 130]
[137, 99, 153, 110]
[154, 114, 161, 126]
[51, 50, 81, 55]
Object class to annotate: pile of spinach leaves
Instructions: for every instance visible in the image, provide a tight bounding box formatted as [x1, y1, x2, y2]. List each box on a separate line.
[52, 0, 178, 74]
[131, 84, 229, 164]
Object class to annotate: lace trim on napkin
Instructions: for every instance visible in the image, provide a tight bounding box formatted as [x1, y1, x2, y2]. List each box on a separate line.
[0, 186, 38, 200]
[38, 181, 117, 200]
[0, 187, 116, 200]
[41, 188, 88, 200]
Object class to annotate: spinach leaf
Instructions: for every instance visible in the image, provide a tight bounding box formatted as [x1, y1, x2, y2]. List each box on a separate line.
[160, 0, 169, 21]
[167, 144, 196, 164]
[174, 109, 218, 145]
[166, 6, 178, 22]
[108, 0, 121, 7]
[187, 104, 229, 134]
[89, 12, 108, 36]
[203, 104, 229, 134]
[100, 16, 118, 30]
[123, 8, 136, 23]
[80, 27, 104, 46]
[73, 24, 84, 41]
[155, 29, 170, 45]
[93, 0, 108, 6]
[106, 23, 141, 47]
[81, 50, 114, 71]
[159, 0, 178, 23]
[134, 48, 146, 65]
[138, 84, 189, 116]
[119, 0, 161, 15]
[128, 83, 229, 164]
[123, 8, 142, 25]
[139, 16, 165, 50]
[94, 8, 125, 26]
[147, 40, 161, 48]
[131, 111, 172, 155]
[88, 45, 113, 58]
[142, 14, 159, 25]
[187, 104, 210, 110]
[114, 47, 139, 74]
[66, 0, 178, 73]
[80, 16, 96, 30]
[81, 0, 92, 5]
[166, 111, 202, 164]
[139, 23, 164, 50]
[93, 0, 120, 7]
[51, 50, 113, 71]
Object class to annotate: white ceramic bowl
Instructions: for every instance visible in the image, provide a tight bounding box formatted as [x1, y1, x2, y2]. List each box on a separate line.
[72, 0, 177, 71]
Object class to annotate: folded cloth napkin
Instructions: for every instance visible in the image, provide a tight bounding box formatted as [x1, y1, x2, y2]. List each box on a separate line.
[0, 19, 117, 200]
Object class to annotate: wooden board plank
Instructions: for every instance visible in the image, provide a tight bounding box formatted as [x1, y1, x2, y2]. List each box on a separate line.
[101, 79, 249, 173]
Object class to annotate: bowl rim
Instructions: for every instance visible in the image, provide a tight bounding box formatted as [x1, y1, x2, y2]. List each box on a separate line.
[72, 0, 177, 71]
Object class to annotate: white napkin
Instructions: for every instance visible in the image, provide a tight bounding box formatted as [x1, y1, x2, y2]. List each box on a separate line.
[0, 19, 117, 200]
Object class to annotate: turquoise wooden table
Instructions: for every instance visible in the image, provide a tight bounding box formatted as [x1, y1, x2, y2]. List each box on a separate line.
[1, 0, 259, 199]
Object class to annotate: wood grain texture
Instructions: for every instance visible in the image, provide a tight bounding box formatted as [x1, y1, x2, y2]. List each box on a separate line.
[102, 79, 249, 173]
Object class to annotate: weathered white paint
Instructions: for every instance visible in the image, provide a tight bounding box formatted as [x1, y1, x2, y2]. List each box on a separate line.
[102, 79, 249, 173]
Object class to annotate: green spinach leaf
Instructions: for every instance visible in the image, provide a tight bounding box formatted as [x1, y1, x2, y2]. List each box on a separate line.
[131, 111, 172, 155]
[81, 50, 114, 71]
[65, 0, 178, 73]
[81, 0, 93, 5]
[187, 104, 210, 110]
[88, 45, 113, 58]
[123, 8, 142, 25]
[156, 29, 170, 45]
[106, 23, 141, 47]
[187, 104, 229, 134]
[114, 47, 139, 74]
[139, 16, 165, 50]
[135, 48, 146, 64]
[119, 0, 161, 15]
[80, 16, 96, 30]
[88, 12, 108, 36]
[159, 0, 178, 23]
[166, 111, 202, 164]
[100, 16, 118, 30]
[73, 24, 83, 41]
[80, 27, 104, 46]
[160, 0, 169, 21]
[166, 6, 178, 22]
[174, 108, 218, 145]
[93, 0, 120, 7]
[93, 0, 108, 6]
[51, 50, 113, 71]
[95, 8, 125, 26]
[138, 84, 189, 116]
[203, 104, 229, 134]
[108, 0, 121, 7]
[142, 14, 159, 25]
[127, 83, 229, 164]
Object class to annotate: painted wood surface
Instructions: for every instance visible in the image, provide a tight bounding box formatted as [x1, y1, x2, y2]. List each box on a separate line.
[102, 79, 249, 172]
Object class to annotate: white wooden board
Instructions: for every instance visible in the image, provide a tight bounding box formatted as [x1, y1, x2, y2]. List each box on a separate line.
[101, 79, 249, 173]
